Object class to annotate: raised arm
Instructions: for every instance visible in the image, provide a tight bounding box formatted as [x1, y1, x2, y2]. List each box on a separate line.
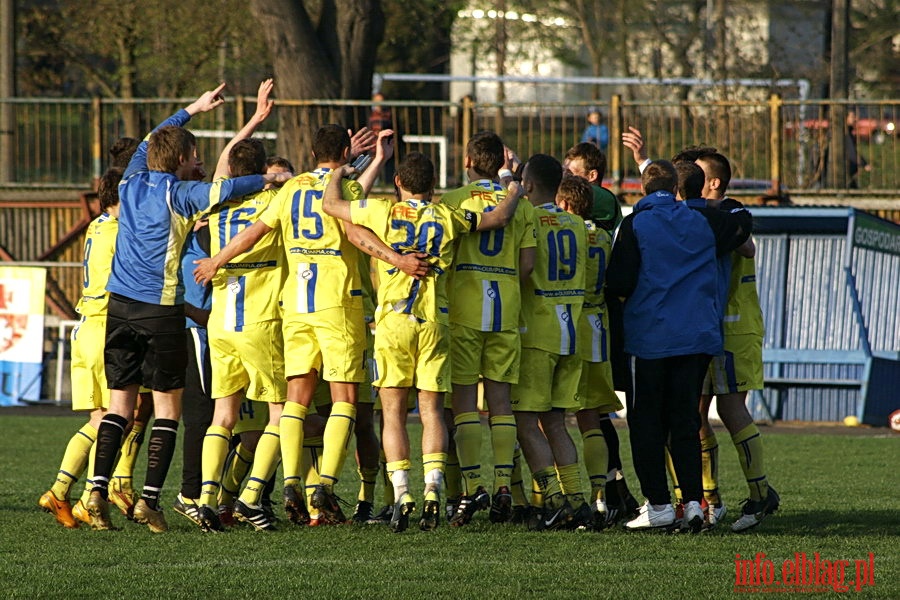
[192, 219, 273, 285]
[324, 163, 431, 280]
[476, 181, 524, 231]
[322, 164, 358, 222]
[213, 79, 274, 180]
[356, 129, 394, 195]
[622, 126, 651, 172]
[126, 83, 229, 178]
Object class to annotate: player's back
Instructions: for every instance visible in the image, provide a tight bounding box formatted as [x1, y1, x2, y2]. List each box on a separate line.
[442, 180, 536, 332]
[521, 204, 587, 355]
[77, 213, 118, 318]
[578, 220, 612, 363]
[208, 188, 284, 331]
[262, 168, 364, 314]
[358, 198, 474, 324]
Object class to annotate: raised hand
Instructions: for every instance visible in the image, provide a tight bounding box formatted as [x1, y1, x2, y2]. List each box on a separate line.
[253, 79, 275, 122]
[187, 83, 227, 116]
[350, 127, 377, 159]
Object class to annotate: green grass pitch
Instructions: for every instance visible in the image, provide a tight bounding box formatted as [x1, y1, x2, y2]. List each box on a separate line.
[1, 414, 897, 599]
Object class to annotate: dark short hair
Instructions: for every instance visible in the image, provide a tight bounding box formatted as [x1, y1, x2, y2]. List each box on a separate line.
[109, 137, 140, 168]
[396, 152, 435, 195]
[312, 124, 351, 163]
[524, 153, 563, 195]
[266, 156, 295, 174]
[147, 126, 196, 174]
[695, 152, 732, 190]
[674, 160, 705, 200]
[557, 175, 592, 220]
[228, 139, 267, 177]
[642, 160, 677, 195]
[466, 131, 505, 179]
[565, 142, 607, 178]
[98, 167, 124, 212]
[671, 145, 717, 163]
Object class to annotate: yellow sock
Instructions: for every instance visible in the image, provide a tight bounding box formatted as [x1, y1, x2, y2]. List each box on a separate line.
[532, 467, 561, 508]
[220, 442, 254, 507]
[445, 447, 462, 500]
[510, 445, 528, 506]
[51, 423, 96, 500]
[199, 425, 231, 507]
[453, 412, 482, 495]
[303, 435, 323, 510]
[319, 402, 356, 490]
[556, 463, 585, 504]
[665, 445, 682, 502]
[422, 452, 447, 495]
[732, 424, 768, 502]
[489, 415, 516, 490]
[701, 432, 721, 506]
[581, 428, 607, 503]
[380, 450, 394, 505]
[239, 425, 280, 506]
[111, 421, 145, 490]
[280, 402, 307, 491]
[358, 466, 378, 503]
[80, 441, 98, 505]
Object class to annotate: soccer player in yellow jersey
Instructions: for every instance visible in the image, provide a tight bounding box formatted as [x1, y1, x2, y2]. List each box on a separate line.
[39, 168, 122, 528]
[556, 175, 622, 531]
[322, 138, 524, 532]
[440, 132, 536, 525]
[511, 154, 587, 531]
[195, 124, 429, 528]
[192, 80, 293, 531]
[40, 166, 151, 527]
[694, 151, 778, 532]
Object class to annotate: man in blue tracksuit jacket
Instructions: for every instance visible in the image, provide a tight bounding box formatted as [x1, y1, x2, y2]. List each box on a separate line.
[606, 160, 749, 532]
[86, 84, 291, 533]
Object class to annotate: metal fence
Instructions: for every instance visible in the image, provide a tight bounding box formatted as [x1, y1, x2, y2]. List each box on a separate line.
[1, 95, 898, 193]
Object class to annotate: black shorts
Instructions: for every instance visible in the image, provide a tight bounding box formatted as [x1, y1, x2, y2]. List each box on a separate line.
[104, 293, 187, 391]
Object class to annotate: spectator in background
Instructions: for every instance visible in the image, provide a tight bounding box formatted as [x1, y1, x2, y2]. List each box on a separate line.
[369, 92, 395, 183]
[846, 110, 871, 189]
[580, 108, 609, 151]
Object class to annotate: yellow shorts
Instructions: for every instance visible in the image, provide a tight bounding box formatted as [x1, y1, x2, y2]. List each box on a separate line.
[70, 316, 109, 411]
[373, 311, 450, 393]
[703, 333, 764, 395]
[511, 349, 582, 413]
[233, 399, 270, 435]
[283, 306, 366, 383]
[449, 323, 520, 385]
[210, 320, 287, 403]
[576, 360, 622, 413]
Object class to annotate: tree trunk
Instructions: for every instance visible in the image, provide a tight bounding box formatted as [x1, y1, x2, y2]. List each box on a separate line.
[249, 0, 384, 167]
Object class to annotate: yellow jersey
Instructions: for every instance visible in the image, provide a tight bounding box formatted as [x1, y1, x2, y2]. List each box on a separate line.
[521, 203, 586, 355]
[76, 213, 117, 319]
[208, 187, 283, 331]
[723, 253, 765, 336]
[578, 220, 613, 363]
[442, 179, 536, 332]
[260, 168, 365, 314]
[350, 197, 480, 325]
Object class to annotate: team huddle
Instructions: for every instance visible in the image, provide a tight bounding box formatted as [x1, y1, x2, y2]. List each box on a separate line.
[39, 81, 778, 536]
